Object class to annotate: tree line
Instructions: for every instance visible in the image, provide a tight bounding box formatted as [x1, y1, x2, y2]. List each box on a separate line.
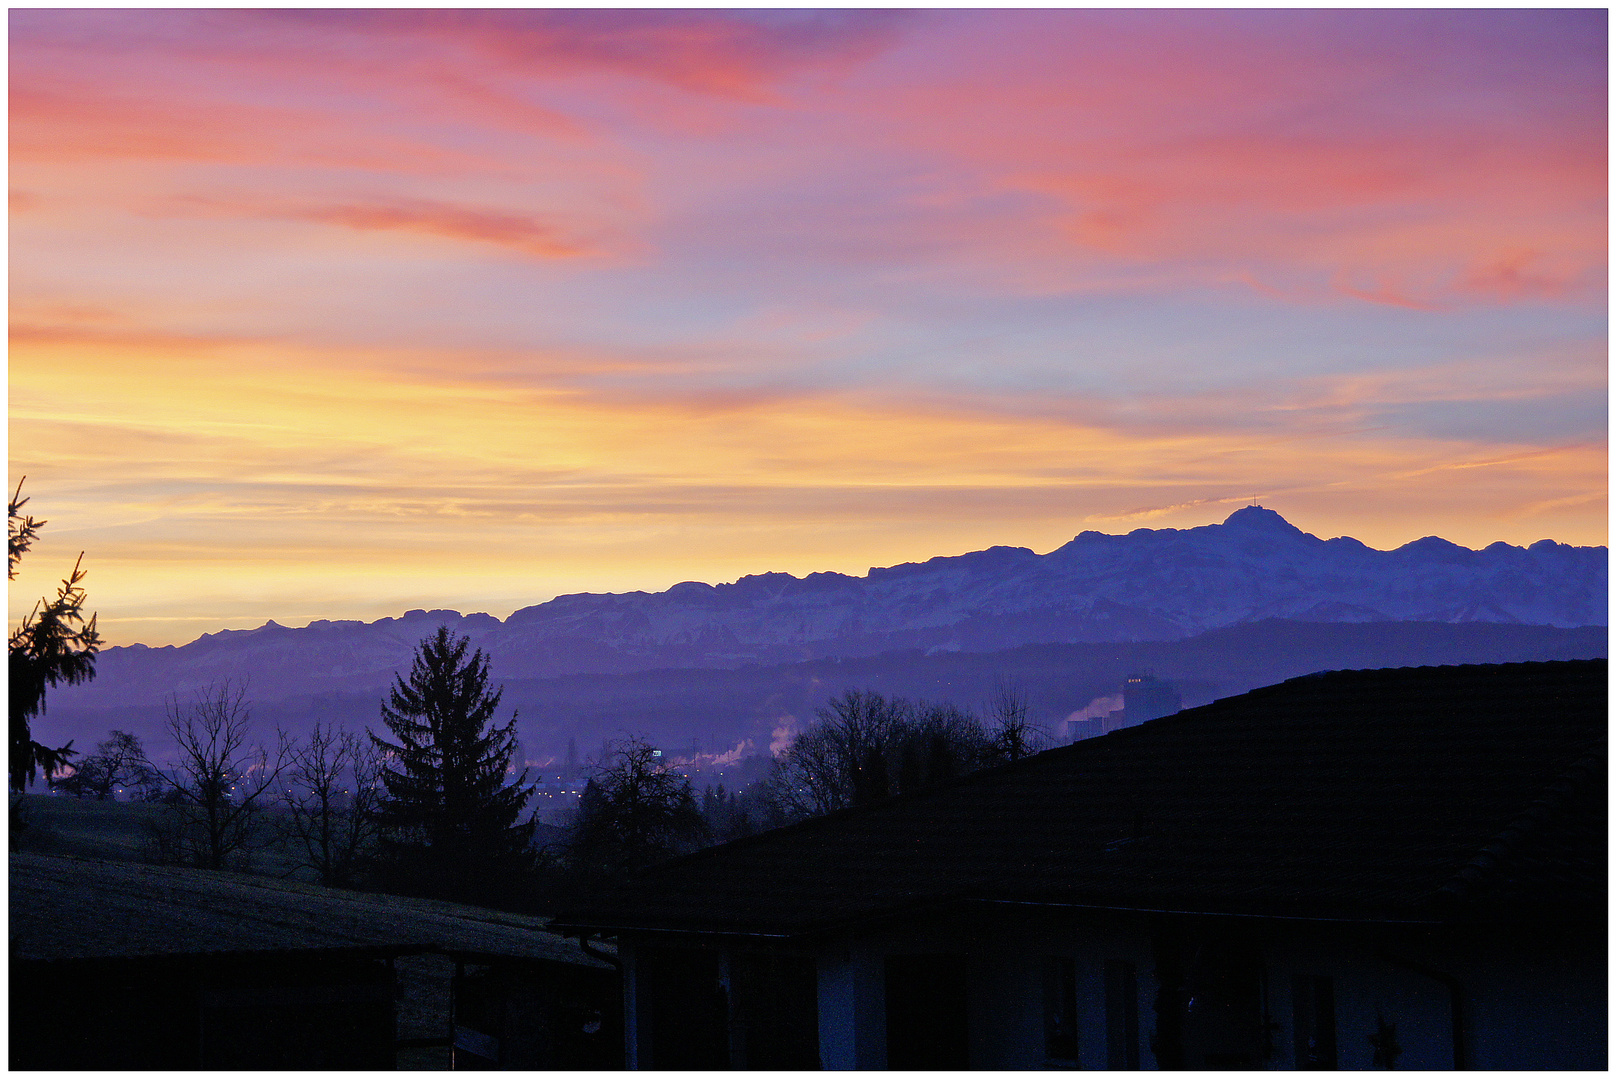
[50, 650, 1050, 909]
[16, 484, 1053, 910]
[46, 627, 537, 907]
[770, 681, 1042, 818]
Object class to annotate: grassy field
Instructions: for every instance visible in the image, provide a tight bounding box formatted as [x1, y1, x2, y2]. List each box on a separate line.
[10, 793, 311, 879]
[12, 794, 165, 861]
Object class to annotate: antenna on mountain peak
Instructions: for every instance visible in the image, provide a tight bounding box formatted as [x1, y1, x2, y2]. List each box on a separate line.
[1249, 494, 1260, 507]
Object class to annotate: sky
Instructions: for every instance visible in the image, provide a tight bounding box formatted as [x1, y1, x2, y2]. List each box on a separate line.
[9, 8, 1608, 647]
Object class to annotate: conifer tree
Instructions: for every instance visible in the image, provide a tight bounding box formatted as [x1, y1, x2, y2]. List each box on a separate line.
[9, 479, 99, 793]
[370, 627, 535, 899]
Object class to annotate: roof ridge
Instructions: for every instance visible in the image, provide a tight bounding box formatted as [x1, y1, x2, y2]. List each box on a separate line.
[1435, 735, 1606, 905]
[623, 736, 1095, 880]
[618, 659, 1608, 885]
[553, 661, 1605, 936]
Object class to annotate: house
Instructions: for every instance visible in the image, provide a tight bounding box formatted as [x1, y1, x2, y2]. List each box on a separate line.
[10, 852, 621, 1069]
[552, 659, 1606, 1070]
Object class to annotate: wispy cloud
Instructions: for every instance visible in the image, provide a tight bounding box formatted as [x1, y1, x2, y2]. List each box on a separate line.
[261, 9, 911, 99]
[9, 9, 1605, 644]
[148, 194, 595, 259]
[296, 201, 586, 258]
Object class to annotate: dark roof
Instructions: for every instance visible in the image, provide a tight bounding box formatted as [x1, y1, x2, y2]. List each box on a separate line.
[10, 852, 614, 967]
[554, 660, 1605, 938]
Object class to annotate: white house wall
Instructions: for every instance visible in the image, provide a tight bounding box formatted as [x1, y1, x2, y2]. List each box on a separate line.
[617, 940, 644, 1070]
[815, 943, 887, 1069]
[618, 918, 1602, 1070]
[809, 919, 1161, 1070]
[1263, 936, 1456, 1069]
[1445, 936, 1605, 1070]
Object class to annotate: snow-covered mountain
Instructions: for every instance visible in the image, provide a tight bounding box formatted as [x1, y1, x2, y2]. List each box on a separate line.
[54, 507, 1605, 712]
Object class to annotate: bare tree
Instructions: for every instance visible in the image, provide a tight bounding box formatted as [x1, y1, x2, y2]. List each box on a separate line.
[145, 682, 291, 871]
[770, 690, 908, 817]
[568, 735, 710, 877]
[51, 730, 155, 800]
[986, 678, 1046, 763]
[771, 690, 1000, 817]
[281, 723, 382, 888]
[899, 700, 993, 788]
[771, 688, 1034, 820]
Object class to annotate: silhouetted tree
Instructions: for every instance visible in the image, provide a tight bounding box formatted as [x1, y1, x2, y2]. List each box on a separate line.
[700, 780, 775, 843]
[771, 691, 998, 819]
[145, 682, 292, 870]
[568, 735, 709, 877]
[771, 689, 907, 817]
[369, 627, 536, 900]
[8, 479, 99, 792]
[701, 782, 724, 818]
[281, 723, 383, 888]
[906, 700, 991, 782]
[986, 678, 1046, 763]
[51, 730, 154, 800]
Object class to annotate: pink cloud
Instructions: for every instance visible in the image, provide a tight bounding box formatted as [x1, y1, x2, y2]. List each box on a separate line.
[821, 11, 1605, 307]
[9, 84, 492, 173]
[9, 9, 1603, 313]
[131, 193, 596, 260]
[260, 9, 908, 100]
[293, 200, 589, 259]
[769, 719, 799, 758]
[1457, 251, 1594, 304]
[9, 9, 906, 165]
[935, 120, 1603, 308]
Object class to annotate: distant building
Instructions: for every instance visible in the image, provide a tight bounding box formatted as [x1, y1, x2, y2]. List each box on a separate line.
[1065, 715, 1105, 740]
[1066, 673, 1183, 742]
[554, 660, 1605, 1070]
[1120, 672, 1181, 724]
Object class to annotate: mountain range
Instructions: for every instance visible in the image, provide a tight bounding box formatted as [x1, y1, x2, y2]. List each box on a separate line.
[37, 507, 1607, 765]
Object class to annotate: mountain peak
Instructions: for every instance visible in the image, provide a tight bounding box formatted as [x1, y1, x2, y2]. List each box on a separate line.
[1222, 505, 1301, 534]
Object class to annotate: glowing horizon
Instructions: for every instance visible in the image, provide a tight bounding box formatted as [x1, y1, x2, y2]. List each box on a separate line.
[10, 9, 1607, 648]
